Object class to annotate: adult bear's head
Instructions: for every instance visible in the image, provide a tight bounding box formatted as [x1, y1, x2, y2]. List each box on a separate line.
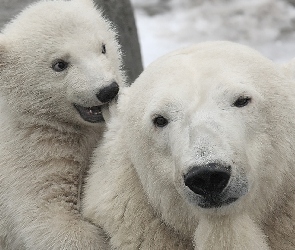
[0, 0, 125, 127]
[117, 41, 295, 228]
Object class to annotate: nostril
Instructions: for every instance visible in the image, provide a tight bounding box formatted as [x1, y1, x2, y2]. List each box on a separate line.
[96, 81, 119, 103]
[184, 163, 231, 197]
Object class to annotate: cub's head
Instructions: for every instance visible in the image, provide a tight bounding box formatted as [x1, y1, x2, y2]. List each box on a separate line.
[0, 0, 125, 126]
[118, 41, 295, 220]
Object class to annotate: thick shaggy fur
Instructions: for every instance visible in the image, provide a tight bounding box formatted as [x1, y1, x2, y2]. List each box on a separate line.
[83, 41, 295, 249]
[0, 0, 124, 249]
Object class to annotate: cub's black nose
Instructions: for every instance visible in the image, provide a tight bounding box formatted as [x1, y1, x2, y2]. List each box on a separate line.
[184, 163, 231, 197]
[96, 82, 119, 103]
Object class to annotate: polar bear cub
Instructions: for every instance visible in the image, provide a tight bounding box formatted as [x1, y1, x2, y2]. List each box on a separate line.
[83, 41, 295, 249]
[0, 0, 125, 249]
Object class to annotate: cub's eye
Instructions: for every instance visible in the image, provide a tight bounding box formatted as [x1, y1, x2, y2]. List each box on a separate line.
[52, 59, 68, 72]
[233, 96, 251, 108]
[153, 115, 168, 128]
[102, 44, 106, 54]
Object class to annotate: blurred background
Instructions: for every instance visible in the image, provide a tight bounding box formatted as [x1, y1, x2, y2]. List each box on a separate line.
[130, 0, 295, 66]
[1, 0, 295, 70]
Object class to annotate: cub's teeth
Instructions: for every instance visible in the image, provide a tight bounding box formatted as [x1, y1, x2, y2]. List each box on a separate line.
[88, 109, 93, 115]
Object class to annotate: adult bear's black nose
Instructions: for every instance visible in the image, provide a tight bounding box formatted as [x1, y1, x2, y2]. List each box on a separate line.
[184, 163, 231, 197]
[96, 82, 119, 103]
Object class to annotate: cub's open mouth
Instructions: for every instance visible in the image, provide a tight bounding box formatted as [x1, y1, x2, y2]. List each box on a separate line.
[74, 104, 106, 123]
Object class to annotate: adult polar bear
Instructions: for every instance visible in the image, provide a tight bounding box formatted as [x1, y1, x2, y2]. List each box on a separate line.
[0, 0, 125, 249]
[83, 41, 295, 249]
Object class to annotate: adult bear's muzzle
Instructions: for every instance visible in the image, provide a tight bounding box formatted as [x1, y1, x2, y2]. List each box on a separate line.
[184, 163, 247, 208]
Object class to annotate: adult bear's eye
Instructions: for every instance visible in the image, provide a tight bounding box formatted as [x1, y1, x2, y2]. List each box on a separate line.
[102, 44, 106, 54]
[52, 59, 68, 72]
[232, 96, 251, 108]
[153, 115, 169, 128]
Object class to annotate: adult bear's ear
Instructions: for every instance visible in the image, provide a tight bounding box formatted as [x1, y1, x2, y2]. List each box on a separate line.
[282, 58, 295, 80]
[117, 87, 132, 112]
[0, 35, 7, 69]
[105, 86, 131, 123]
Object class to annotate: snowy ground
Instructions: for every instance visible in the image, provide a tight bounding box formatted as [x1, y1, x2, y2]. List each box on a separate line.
[130, 0, 295, 67]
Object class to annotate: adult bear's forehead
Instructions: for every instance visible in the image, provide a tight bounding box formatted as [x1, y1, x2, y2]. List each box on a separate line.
[128, 41, 281, 110]
[134, 59, 261, 96]
[148, 41, 275, 75]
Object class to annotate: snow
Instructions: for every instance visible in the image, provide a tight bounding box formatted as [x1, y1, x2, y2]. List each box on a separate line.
[131, 0, 295, 67]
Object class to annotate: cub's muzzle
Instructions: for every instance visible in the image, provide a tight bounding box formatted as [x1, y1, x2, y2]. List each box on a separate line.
[96, 81, 119, 103]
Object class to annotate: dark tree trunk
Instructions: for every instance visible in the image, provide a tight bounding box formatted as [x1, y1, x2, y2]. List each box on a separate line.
[0, 0, 34, 27]
[94, 0, 143, 84]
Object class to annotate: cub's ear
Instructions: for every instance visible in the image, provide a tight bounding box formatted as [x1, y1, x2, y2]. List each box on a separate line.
[75, 0, 94, 7]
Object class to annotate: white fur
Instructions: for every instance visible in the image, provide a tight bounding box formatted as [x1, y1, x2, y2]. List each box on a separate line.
[0, 0, 125, 249]
[195, 214, 268, 250]
[282, 57, 295, 80]
[83, 41, 295, 249]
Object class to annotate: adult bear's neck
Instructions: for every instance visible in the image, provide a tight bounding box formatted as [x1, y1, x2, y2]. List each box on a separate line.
[261, 174, 295, 250]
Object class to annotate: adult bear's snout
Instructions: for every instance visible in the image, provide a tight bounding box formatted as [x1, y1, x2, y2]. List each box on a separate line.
[184, 163, 231, 197]
[96, 81, 119, 103]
